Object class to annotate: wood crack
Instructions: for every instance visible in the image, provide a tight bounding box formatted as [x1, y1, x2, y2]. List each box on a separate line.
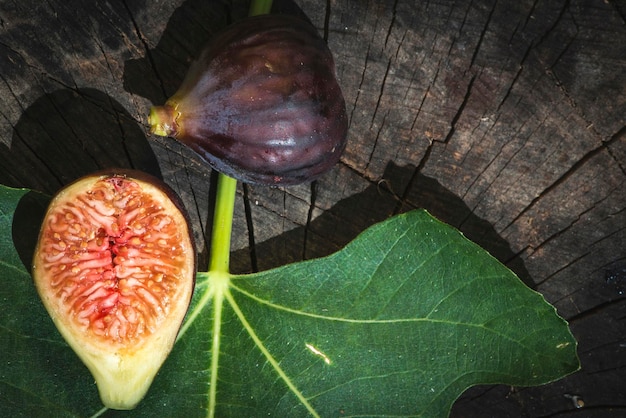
[347, 43, 370, 132]
[120, 0, 168, 101]
[242, 183, 258, 272]
[394, 73, 477, 214]
[369, 58, 392, 131]
[302, 181, 317, 261]
[565, 297, 625, 323]
[323, 0, 331, 42]
[0, 70, 27, 115]
[606, 125, 626, 176]
[501, 133, 623, 236]
[383, 0, 399, 48]
[364, 110, 389, 174]
[536, 249, 591, 288]
[529, 0, 571, 51]
[441, 73, 477, 146]
[495, 44, 531, 113]
[469, 0, 497, 68]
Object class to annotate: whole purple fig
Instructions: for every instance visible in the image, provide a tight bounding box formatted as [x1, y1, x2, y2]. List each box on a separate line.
[148, 14, 348, 185]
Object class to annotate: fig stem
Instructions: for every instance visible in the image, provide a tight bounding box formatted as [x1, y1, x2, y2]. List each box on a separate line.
[208, 174, 237, 273]
[248, 0, 272, 16]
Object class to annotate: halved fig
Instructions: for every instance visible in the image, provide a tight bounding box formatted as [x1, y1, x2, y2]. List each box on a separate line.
[32, 170, 195, 410]
[148, 14, 348, 185]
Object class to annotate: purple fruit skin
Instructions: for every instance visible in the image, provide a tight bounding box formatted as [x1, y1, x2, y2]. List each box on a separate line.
[164, 14, 348, 185]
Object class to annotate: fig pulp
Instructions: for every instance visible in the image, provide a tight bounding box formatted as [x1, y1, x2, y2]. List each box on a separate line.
[32, 170, 195, 410]
[148, 14, 348, 185]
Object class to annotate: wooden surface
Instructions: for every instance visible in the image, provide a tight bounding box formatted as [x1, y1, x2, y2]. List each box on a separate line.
[1, 0, 624, 416]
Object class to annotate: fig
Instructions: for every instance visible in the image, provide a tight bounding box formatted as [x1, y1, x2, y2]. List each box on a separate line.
[148, 14, 348, 185]
[32, 170, 195, 410]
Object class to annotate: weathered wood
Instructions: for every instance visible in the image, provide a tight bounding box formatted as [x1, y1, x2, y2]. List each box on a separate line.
[1, 0, 624, 416]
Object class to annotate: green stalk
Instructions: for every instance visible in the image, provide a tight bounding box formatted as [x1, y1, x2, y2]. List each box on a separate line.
[248, 0, 272, 16]
[208, 174, 237, 273]
[206, 174, 237, 416]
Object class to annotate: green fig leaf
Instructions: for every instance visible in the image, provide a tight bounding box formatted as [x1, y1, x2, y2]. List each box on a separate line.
[0, 184, 579, 417]
[0, 186, 104, 417]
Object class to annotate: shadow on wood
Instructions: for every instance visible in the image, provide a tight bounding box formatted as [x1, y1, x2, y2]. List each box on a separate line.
[232, 160, 533, 289]
[0, 88, 161, 195]
[122, 0, 312, 106]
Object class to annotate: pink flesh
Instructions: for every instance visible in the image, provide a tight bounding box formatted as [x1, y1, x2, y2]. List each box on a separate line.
[39, 177, 186, 344]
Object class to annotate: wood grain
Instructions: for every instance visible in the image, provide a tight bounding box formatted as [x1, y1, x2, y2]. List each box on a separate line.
[0, 0, 624, 415]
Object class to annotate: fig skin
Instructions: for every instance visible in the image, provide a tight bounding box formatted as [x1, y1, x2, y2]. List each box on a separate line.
[148, 14, 348, 185]
[32, 169, 196, 410]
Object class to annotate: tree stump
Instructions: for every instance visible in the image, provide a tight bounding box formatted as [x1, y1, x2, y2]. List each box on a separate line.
[1, 0, 624, 416]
